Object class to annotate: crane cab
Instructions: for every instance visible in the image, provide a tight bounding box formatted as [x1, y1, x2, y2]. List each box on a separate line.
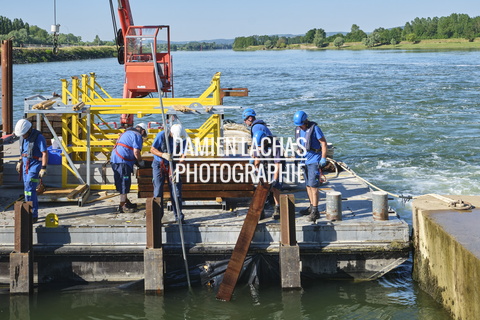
[123, 25, 173, 98]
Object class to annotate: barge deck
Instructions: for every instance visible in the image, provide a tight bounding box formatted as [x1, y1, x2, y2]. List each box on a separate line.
[0, 166, 410, 285]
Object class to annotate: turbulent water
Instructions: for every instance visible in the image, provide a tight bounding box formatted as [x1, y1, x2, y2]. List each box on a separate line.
[2, 49, 479, 319]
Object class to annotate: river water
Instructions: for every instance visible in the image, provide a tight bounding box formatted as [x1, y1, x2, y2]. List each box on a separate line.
[2, 49, 479, 319]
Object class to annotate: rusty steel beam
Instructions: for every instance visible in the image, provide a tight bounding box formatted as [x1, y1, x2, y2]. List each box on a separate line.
[280, 194, 296, 246]
[216, 182, 270, 301]
[146, 197, 163, 249]
[14, 202, 33, 253]
[1, 40, 13, 135]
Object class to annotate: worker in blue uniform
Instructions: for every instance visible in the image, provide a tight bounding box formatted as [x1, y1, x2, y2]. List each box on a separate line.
[150, 124, 187, 223]
[242, 108, 272, 137]
[14, 119, 48, 223]
[252, 130, 284, 219]
[243, 108, 282, 219]
[293, 110, 328, 222]
[110, 123, 147, 213]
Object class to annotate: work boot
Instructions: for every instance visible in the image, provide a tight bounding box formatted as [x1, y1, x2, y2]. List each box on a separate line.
[175, 211, 186, 224]
[125, 200, 138, 210]
[308, 207, 320, 222]
[300, 205, 312, 216]
[118, 205, 136, 213]
[273, 205, 280, 220]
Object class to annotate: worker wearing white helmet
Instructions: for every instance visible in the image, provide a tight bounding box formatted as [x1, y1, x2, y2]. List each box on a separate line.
[110, 123, 148, 213]
[150, 123, 187, 223]
[14, 119, 48, 223]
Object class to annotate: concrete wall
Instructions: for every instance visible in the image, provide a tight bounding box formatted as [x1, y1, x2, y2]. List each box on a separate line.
[412, 195, 480, 320]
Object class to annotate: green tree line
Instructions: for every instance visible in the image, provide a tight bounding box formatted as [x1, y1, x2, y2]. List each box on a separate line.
[0, 16, 231, 50]
[233, 13, 480, 50]
[172, 42, 232, 51]
[0, 16, 109, 47]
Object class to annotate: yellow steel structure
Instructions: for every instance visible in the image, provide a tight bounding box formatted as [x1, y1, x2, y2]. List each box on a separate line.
[58, 72, 224, 190]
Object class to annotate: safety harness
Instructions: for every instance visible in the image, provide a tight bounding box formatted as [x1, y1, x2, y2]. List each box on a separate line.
[20, 129, 41, 174]
[295, 121, 321, 152]
[156, 132, 183, 175]
[112, 128, 142, 162]
[250, 119, 267, 134]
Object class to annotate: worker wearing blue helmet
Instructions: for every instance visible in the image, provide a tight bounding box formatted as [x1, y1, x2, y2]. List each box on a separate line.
[293, 110, 328, 222]
[242, 108, 272, 137]
[252, 130, 283, 219]
[243, 108, 281, 219]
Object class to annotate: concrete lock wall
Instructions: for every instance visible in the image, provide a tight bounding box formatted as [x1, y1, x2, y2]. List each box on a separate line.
[412, 195, 480, 320]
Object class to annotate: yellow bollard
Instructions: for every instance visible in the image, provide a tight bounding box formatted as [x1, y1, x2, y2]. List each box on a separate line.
[45, 213, 59, 228]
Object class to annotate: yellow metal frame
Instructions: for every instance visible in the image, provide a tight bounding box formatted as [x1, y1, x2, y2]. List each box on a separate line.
[59, 72, 223, 190]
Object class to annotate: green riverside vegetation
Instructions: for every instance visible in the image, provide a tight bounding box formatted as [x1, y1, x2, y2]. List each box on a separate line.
[233, 13, 480, 50]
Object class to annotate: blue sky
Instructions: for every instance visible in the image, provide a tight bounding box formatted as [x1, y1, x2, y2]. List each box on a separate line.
[1, 0, 478, 42]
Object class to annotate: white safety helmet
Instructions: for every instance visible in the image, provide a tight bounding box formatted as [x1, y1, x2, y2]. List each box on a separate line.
[170, 124, 187, 140]
[136, 122, 148, 137]
[14, 119, 32, 137]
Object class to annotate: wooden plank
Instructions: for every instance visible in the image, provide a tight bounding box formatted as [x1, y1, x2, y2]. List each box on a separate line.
[138, 183, 254, 192]
[216, 182, 271, 301]
[137, 168, 254, 178]
[66, 184, 88, 199]
[138, 190, 255, 200]
[40, 188, 75, 195]
[136, 159, 255, 200]
[137, 175, 254, 183]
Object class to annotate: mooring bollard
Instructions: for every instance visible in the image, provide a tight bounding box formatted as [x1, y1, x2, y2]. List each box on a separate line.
[372, 191, 389, 220]
[326, 191, 342, 221]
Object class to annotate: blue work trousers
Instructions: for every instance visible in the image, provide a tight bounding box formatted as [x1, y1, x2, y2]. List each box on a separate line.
[152, 159, 183, 221]
[23, 160, 41, 218]
[111, 163, 133, 194]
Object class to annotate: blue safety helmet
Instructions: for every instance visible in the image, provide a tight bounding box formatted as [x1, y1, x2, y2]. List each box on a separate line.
[293, 110, 308, 126]
[252, 130, 267, 146]
[242, 108, 256, 120]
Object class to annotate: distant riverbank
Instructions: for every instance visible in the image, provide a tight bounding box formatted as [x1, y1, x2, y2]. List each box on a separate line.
[240, 38, 480, 51]
[3, 38, 480, 64]
[9, 46, 117, 64]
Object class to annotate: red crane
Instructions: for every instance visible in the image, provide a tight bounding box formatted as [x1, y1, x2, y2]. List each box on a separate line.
[113, 0, 174, 127]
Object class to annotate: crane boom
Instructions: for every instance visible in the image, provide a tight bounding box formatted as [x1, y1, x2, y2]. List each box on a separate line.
[117, 0, 134, 32]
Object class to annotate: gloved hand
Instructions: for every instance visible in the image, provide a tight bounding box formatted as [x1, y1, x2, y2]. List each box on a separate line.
[319, 157, 327, 167]
[16, 160, 22, 173]
[39, 168, 47, 178]
[137, 160, 145, 168]
[270, 179, 278, 186]
[161, 153, 172, 162]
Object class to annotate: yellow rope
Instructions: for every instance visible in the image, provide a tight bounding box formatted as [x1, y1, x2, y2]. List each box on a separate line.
[172, 105, 195, 112]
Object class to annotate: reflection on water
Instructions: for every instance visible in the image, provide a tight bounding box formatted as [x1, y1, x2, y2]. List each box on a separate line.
[0, 259, 451, 320]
